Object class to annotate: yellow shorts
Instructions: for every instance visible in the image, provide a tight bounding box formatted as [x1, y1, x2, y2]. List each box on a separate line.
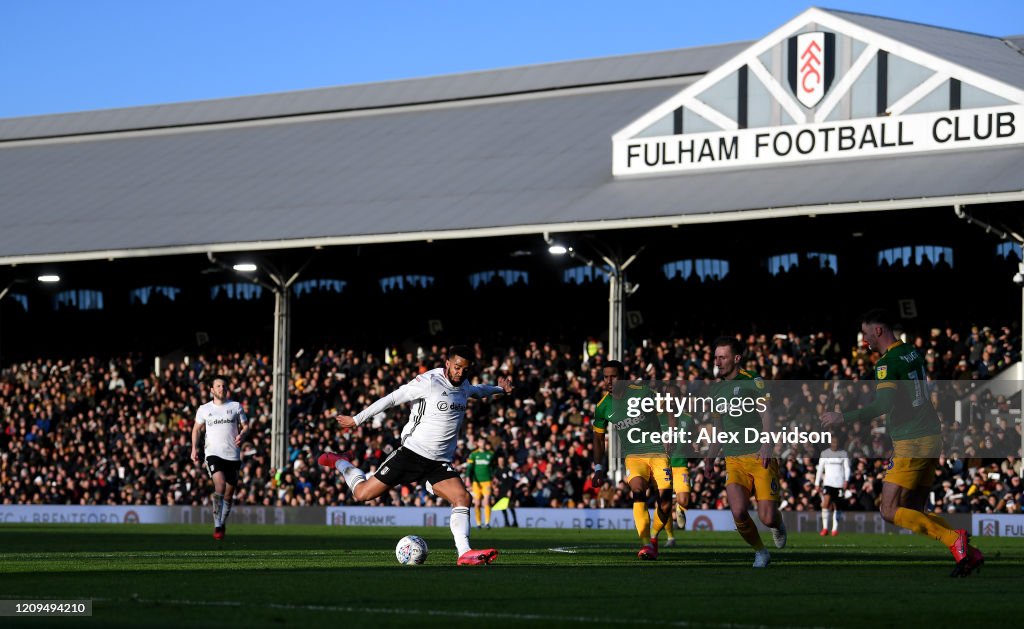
[625, 454, 671, 490]
[884, 435, 941, 490]
[471, 481, 492, 499]
[725, 454, 780, 501]
[672, 466, 691, 494]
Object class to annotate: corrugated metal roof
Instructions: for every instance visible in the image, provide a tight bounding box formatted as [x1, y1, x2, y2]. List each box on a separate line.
[0, 82, 681, 258]
[2, 75, 1021, 263]
[829, 9, 1024, 90]
[0, 42, 749, 142]
[568, 146, 1024, 218]
[1, 10, 1022, 264]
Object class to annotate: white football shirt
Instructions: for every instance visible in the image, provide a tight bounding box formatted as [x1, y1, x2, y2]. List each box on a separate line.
[195, 400, 247, 461]
[354, 367, 503, 462]
[815, 450, 851, 488]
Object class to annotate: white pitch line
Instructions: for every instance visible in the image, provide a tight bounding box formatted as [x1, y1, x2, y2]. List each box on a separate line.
[548, 544, 630, 554]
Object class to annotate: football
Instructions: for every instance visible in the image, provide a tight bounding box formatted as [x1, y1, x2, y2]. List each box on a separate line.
[395, 535, 429, 565]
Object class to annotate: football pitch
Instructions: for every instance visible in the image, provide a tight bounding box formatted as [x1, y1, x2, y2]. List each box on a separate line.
[0, 524, 1020, 627]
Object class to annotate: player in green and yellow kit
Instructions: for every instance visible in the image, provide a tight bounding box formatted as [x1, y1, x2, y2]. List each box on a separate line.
[703, 337, 786, 568]
[821, 309, 984, 576]
[660, 382, 697, 544]
[592, 361, 673, 560]
[466, 439, 495, 528]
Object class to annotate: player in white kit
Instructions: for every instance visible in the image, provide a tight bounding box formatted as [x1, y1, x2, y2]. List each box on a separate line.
[191, 377, 251, 540]
[319, 345, 513, 565]
[815, 440, 851, 536]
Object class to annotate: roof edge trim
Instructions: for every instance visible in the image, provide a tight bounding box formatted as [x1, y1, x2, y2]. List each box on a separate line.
[3, 190, 1021, 266]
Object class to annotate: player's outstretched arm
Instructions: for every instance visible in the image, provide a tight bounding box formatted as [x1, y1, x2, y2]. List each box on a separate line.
[819, 411, 844, 429]
[757, 401, 774, 469]
[235, 409, 251, 447]
[663, 412, 677, 457]
[592, 430, 608, 486]
[191, 421, 205, 465]
[339, 378, 425, 429]
[334, 414, 358, 430]
[821, 386, 896, 428]
[469, 376, 514, 398]
[703, 414, 722, 479]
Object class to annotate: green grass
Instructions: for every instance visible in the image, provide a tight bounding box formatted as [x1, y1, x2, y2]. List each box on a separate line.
[0, 524, 1019, 627]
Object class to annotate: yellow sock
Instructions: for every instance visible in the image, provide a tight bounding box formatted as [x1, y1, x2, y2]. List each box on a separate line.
[474, 505, 481, 526]
[677, 505, 687, 530]
[633, 502, 651, 544]
[665, 513, 675, 540]
[735, 517, 764, 550]
[484, 502, 491, 525]
[926, 512, 953, 530]
[894, 507, 959, 546]
[651, 508, 668, 540]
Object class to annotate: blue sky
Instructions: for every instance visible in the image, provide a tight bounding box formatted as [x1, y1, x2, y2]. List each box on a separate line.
[2, 0, 1022, 118]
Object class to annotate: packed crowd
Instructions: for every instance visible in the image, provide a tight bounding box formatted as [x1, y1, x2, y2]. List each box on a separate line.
[1, 323, 1020, 516]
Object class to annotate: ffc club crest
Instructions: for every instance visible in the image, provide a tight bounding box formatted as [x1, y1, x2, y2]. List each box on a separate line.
[788, 31, 835, 108]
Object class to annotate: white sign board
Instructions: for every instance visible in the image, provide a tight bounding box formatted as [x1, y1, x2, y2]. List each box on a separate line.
[613, 105, 1024, 175]
[0, 505, 173, 524]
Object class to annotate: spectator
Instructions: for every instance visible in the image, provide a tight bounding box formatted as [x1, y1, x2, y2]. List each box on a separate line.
[1, 326, 1019, 511]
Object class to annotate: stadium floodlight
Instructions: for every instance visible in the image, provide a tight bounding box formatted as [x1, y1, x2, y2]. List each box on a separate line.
[208, 251, 312, 473]
[957, 207, 1024, 465]
[1, 274, 60, 302]
[543, 231, 572, 256]
[1, 274, 61, 363]
[541, 232, 644, 483]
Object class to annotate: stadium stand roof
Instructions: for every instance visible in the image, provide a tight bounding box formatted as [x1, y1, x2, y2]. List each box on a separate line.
[828, 10, 1024, 89]
[1, 8, 1023, 265]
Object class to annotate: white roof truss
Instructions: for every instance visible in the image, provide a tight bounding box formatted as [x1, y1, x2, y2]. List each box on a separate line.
[614, 7, 1024, 140]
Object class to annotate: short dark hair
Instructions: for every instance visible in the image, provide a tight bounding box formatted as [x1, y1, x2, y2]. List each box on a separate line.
[603, 360, 624, 377]
[447, 345, 473, 363]
[859, 308, 893, 330]
[713, 336, 743, 357]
